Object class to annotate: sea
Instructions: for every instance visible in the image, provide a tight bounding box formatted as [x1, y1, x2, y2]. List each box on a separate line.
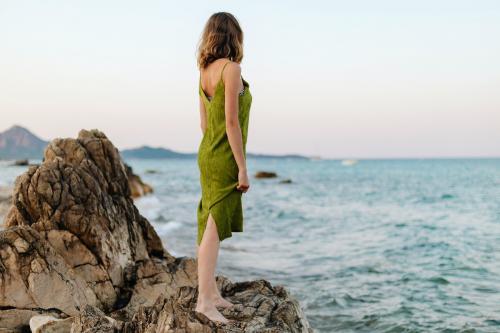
[1, 158, 500, 333]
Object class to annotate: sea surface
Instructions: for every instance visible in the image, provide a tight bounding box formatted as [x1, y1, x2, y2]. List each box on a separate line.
[1, 158, 500, 333]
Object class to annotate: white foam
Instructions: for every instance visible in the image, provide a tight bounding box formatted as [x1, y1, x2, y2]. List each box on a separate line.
[134, 195, 163, 220]
[151, 221, 182, 236]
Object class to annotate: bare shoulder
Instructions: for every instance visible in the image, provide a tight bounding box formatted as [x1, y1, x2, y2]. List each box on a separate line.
[226, 61, 241, 71]
[224, 61, 241, 79]
[223, 61, 242, 89]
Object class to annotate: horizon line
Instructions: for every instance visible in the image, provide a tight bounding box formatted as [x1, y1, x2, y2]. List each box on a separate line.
[2, 124, 499, 161]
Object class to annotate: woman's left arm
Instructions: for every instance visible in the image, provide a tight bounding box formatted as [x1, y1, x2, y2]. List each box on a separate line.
[223, 63, 249, 192]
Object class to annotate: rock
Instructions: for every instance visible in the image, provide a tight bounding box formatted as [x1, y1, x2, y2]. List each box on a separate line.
[29, 316, 73, 333]
[3, 129, 167, 312]
[11, 159, 29, 166]
[279, 178, 292, 184]
[120, 279, 312, 333]
[0, 309, 63, 332]
[0, 129, 312, 332]
[0, 166, 150, 226]
[71, 306, 120, 333]
[124, 163, 154, 198]
[255, 171, 278, 179]
[0, 226, 97, 315]
[145, 169, 159, 174]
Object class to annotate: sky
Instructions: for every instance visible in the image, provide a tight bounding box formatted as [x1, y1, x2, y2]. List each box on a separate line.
[1, 0, 499, 158]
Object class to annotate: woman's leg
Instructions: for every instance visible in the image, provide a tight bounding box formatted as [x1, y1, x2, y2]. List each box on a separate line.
[196, 245, 233, 309]
[195, 213, 229, 323]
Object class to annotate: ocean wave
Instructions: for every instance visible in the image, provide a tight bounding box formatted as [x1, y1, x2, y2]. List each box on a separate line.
[134, 195, 163, 220]
[151, 220, 182, 236]
[1, 158, 499, 332]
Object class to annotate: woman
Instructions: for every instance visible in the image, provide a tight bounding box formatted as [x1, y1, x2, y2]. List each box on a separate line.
[195, 12, 252, 324]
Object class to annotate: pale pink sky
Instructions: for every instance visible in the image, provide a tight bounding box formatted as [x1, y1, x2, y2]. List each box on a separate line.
[1, 1, 499, 158]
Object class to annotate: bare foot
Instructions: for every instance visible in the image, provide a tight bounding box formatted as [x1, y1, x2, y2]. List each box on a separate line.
[213, 296, 234, 309]
[195, 303, 229, 324]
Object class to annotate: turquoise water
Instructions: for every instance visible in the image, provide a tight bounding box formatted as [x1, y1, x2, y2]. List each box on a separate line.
[2, 158, 500, 332]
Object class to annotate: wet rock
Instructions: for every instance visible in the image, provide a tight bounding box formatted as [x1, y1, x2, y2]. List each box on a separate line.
[11, 159, 29, 166]
[255, 171, 278, 178]
[124, 163, 154, 198]
[0, 129, 311, 332]
[280, 178, 293, 184]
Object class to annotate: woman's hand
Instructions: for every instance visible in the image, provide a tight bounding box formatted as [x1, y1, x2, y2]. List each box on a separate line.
[236, 168, 250, 193]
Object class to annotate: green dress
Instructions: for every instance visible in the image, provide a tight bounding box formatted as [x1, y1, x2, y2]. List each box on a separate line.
[197, 61, 252, 245]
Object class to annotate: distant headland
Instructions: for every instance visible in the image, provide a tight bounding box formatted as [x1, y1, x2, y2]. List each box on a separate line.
[0, 125, 49, 160]
[0, 125, 310, 160]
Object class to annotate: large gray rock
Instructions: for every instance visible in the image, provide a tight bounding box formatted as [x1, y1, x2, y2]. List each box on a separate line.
[119, 279, 312, 333]
[0, 129, 312, 332]
[29, 315, 74, 333]
[3, 129, 169, 313]
[0, 226, 96, 314]
[124, 163, 153, 199]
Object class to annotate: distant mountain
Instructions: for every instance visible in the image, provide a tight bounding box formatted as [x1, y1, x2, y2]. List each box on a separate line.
[121, 146, 196, 159]
[121, 145, 308, 160]
[0, 125, 310, 161]
[0, 125, 48, 160]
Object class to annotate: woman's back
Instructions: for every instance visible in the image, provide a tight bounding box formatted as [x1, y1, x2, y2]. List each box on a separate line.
[198, 60, 251, 154]
[200, 59, 246, 100]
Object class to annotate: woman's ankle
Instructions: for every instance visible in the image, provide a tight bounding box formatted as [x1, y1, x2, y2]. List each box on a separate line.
[197, 292, 219, 305]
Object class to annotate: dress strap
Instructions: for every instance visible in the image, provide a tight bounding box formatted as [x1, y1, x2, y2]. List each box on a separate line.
[220, 61, 232, 83]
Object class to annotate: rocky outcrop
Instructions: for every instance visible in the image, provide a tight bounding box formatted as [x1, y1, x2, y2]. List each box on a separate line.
[2, 129, 170, 314]
[0, 164, 150, 230]
[26, 279, 312, 333]
[255, 171, 278, 179]
[0, 129, 312, 333]
[118, 279, 312, 333]
[11, 159, 29, 166]
[124, 163, 153, 198]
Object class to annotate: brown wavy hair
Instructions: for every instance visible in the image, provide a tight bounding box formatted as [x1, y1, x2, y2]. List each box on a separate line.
[197, 12, 244, 69]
